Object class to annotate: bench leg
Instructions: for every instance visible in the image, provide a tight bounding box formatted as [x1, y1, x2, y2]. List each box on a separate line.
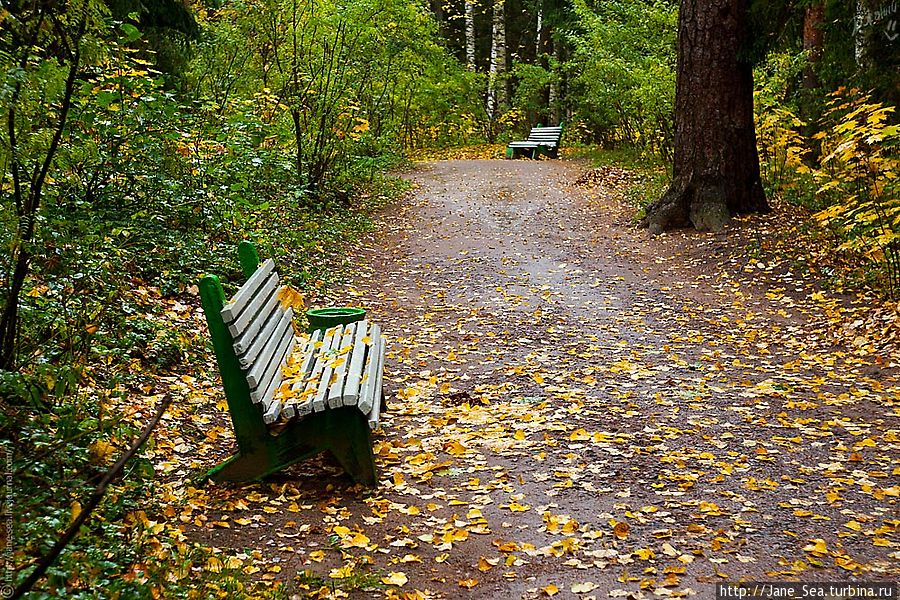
[204, 451, 271, 483]
[326, 409, 378, 487]
[204, 407, 378, 486]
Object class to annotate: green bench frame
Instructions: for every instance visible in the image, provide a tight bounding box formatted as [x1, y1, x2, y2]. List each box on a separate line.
[198, 241, 379, 486]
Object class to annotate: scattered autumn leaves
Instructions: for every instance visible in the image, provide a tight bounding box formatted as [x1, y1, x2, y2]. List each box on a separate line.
[138, 160, 897, 599]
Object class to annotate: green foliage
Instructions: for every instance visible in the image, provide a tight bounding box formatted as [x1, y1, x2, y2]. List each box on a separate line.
[509, 61, 554, 131]
[565, 0, 677, 160]
[0, 1, 423, 596]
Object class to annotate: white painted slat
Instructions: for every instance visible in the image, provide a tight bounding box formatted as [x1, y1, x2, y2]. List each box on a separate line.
[312, 328, 343, 412]
[245, 308, 294, 388]
[249, 323, 294, 403]
[223, 271, 278, 332]
[298, 328, 324, 378]
[230, 281, 279, 351]
[237, 304, 293, 369]
[342, 320, 369, 406]
[284, 329, 324, 420]
[357, 323, 382, 415]
[221, 259, 276, 324]
[327, 323, 357, 408]
[367, 338, 387, 429]
[301, 326, 340, 412]
[260, 335, 297, 424]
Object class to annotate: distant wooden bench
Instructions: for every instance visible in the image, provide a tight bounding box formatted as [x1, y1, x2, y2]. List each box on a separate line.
[506, 125, 563, 159]
[198, 241, 385, 486]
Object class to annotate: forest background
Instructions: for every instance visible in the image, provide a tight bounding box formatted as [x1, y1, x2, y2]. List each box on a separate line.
[1, 0, 899, 597]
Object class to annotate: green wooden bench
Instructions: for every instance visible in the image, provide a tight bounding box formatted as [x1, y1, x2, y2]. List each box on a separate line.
[198, 241, 386, 486]
[506, 125, 563, 159]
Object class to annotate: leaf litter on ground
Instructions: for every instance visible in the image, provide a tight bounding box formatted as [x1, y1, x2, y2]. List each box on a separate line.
[142, 159, 897, 599]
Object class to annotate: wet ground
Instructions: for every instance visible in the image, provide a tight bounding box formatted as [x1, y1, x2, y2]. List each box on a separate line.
[185, 159, 899, 599]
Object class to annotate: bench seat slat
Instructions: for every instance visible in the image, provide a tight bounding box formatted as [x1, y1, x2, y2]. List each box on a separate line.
[366, 338, 387, 429]
[313, 327, 345, 412]
[301, 326, 341, 413]
[357, 323, 382, 415]
[342, 320, 369, 406]
[281, 328, 326, 419]
[327, 322, 358, 408]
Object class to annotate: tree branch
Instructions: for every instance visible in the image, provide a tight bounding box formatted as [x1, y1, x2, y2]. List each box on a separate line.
[10, 394, 174, 599]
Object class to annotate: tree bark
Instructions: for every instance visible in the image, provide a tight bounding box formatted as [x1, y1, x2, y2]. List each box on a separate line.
[641, 0, 767, 234]
[854, 1, 873, 67]
[802, 2, 825, 90]
[465, 0, 476, 70]
[548, 36, 560, 125]
[486, 0, 506, 120]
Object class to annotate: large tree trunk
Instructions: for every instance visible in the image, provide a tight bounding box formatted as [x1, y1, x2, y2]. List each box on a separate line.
[486, 0, 506, 120]
[803, 2, 825, 90]
[465, 0, 476, 70]
[641, 0, 767, 233]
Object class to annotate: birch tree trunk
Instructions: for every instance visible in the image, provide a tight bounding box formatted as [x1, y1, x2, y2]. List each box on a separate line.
[548, 36, 560, 125]
[855, 1, 873, 67]
[465, 0, 476, 70]
[486, 0, 506, 120]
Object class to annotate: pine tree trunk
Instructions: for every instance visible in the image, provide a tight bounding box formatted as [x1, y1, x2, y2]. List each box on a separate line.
[803, 2, 825, 89]
[465, 0, 476, 70]
[486, 0, 506, 120]
[641, 0, 767, 233]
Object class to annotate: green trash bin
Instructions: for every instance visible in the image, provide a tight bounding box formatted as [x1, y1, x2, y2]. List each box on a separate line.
[306, 307, 366, 333]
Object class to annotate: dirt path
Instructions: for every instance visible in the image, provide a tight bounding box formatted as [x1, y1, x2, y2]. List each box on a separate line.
[192, 159, 899, 599]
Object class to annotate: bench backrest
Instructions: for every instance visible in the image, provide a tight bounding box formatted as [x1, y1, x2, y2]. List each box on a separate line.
[527, 126, 562, 145]
[199, 242, 293, 446]
[220, 258, 296, 420]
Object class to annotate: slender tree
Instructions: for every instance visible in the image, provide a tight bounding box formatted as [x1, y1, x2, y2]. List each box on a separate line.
[465, 0, 476, 69]
[486, 0, 507, 120]
[641, 0, 768, 233]
[0, 2, 95, 370]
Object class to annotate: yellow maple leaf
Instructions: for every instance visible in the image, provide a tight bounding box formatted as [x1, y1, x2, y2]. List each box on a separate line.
[205, 556, 223, 573]
[542, 584, 559, 596]
[634, 548, 655, 560]
[459, 578, 479, 589]
[330, 564, 355, 579]
[381, 572, 408, 586]
[803, 538, 828, 556]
